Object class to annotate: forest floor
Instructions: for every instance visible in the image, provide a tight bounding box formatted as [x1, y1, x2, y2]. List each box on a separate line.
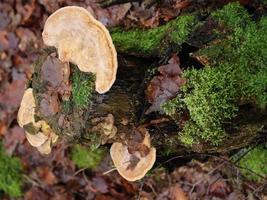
[0, 0, 267, 199]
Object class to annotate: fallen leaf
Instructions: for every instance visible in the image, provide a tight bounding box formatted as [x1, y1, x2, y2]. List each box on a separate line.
[169, 184, 188, 200]
[146, 54, 185, 114]
[37, 166, 57, 186]
[92, 177, 109, 193]
[40, 92, 59, 117]
[3, 125, 25, 155]
[16, 27, 37, 51]
[0, 79, 26, 108]
[41, 56, 69, 88]
[25, 187, 50, 200]
[209, 179, 231, 198]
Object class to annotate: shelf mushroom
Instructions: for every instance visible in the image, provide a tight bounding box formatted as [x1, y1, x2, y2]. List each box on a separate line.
[42, 6, 118, 94]
[17, 88, 58, 154]
[110, 132, 156, 181]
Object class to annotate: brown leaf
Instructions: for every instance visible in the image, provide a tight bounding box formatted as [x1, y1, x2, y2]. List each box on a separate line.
[88, 3, 131, 27]
[92, 177, 109, 193]
[0, 10, 10, 30]
[37, 166, 57, 186]
[0, 79, 26, 108]
[209, 179, 231, 198]
[40, 92, 59, 117]
[174, 0, 191, 10]
[0, 31, 9, 51]
[15, 0, 36, 24]
[41, 56, 69, 88]
[169, 184, 188, 200]
[38, 0, 60, 13]
[16, 27, 37, 51]
[3, 125, 25, 155]
[95, 195, 113, 200]
[41, 56, 71, 100]
[146, 54, 185, 114]
[25, 187, 50, 200]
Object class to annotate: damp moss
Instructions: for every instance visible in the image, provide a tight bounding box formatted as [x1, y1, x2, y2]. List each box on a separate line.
[71, 68, 95, 109]
[163, 3, 267, 146]
[71, 144, 105, 169]
[111, 15, 197, 56]
[237, 145, 267, 182]
[0, 143, 23, 197]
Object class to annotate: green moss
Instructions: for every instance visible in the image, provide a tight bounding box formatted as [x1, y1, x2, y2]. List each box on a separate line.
[170, 15, 197, 44]
[111, 15, 197, 55]
[212, 2, 250, 30]
[71, 144, 105, 169]
[71, 68, 95, 109]
[163, 3, 267, 145]
[162, 93, 185, 116]
[201, 3, 267, 108]
[0, 143, 23, 197]
[237, 145, 267, 182]
[61, 100, 72, 115]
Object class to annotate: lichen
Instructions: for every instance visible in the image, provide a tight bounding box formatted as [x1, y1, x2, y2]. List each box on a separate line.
[71, 144, 106, 169]
[111, 15, 197, 56]
[0, 143, 23, 197]
[163, 2, 267, 146]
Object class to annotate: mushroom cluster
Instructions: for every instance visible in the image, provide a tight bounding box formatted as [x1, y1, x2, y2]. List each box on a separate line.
[42, 6, 117, 94]
[18, 89, 58, 154]
[110, 131, 156, 181]
[18, 6, 117, 154]
[17, 6, 156, 181]
[91, 114, 118, 144]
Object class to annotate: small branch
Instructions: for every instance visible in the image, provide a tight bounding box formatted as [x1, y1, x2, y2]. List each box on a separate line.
[99, 0, 140, 8]
[73, 167, 87, 176]
[189, 162, 226, 197]
[102, 167, 117, 175]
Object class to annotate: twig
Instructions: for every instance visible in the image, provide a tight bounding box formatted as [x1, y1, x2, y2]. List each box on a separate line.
[102, 167, 117, 175]
[99, 0, 139, 8]
[189, 161, 226, 197]
[73, 167, 87, 176]
[140, 118, 170, 128]
[23, 174, 41, 187]
[137, 180, 144, 200]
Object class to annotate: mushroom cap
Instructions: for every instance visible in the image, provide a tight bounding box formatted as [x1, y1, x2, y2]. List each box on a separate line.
[17, 88, 36, 128]
[37, 139, 52, 155]
[110, 133, 156, 182]
[18, 89, 58, 154]
[42, 6, 117, 94]
[25, 132, 48, 147]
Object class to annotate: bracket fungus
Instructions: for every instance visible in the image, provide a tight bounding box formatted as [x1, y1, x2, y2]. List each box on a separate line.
[17, 88, 58, 155]
[42, 6, 118, 94]
[110, 132, 156, 181]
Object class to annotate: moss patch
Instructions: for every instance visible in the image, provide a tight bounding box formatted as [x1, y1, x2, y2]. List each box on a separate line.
[0, 143, 23, 197]
[71, 68, 95, 109]
[163, 2, 267, 146]
[237, 145, 267, 182]
[111, 15, 197, 56]
[71, 144, 105, 169]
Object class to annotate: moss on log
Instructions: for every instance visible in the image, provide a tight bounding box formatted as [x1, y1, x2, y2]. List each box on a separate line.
[26, 3, 267, 157]
[111, 14, 198, 57]
[162, 2, 267, 147]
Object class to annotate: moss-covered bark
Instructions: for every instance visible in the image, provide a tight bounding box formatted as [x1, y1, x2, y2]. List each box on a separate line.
[26, 2, 267, 159]
[162, 2, 267, 147]
[111, 14, 198, 57]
